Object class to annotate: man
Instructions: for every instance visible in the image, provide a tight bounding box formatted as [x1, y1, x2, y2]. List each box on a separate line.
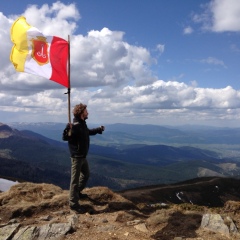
[68, 103, 105, 213]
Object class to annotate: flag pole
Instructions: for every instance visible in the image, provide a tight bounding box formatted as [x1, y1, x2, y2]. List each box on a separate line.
[67, 35, 71, 123]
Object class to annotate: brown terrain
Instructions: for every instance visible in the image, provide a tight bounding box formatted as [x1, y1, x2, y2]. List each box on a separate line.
[1, 177, 240, 240]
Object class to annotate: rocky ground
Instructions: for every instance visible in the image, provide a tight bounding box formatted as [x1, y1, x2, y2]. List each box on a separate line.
[1, 181, 240, 239]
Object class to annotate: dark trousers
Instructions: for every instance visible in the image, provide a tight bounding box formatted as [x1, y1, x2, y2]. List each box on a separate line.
[69, 157, 90, 207]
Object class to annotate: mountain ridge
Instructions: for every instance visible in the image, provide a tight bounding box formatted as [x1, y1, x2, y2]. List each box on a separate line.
[1, 122, 240, 191]
[8, 121, 240, 145]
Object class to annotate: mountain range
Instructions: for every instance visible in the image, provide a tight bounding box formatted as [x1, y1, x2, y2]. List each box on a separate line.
[1, 122, 240, 191]
[9, 121, 240, 145]
[2, 122, 240, 239]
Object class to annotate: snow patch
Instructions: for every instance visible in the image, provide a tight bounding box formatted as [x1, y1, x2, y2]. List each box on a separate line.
[0, 178, 18, 192]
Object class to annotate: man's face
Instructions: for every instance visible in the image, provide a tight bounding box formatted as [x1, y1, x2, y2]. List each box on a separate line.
[81, 108, 88, 120]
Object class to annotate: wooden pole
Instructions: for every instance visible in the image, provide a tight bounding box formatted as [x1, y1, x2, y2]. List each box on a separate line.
[67, 35, 71, 123]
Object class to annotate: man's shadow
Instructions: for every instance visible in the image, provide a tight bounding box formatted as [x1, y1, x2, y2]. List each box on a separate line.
[151, 211, 202, 240]
[81, 196, 145, 215]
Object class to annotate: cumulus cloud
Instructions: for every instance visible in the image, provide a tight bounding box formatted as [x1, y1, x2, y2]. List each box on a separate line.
[21, 2, 80, 36]
[192, 0, 240, 32]
[71, 81, 240, 125]
[70, 28, 154, 88]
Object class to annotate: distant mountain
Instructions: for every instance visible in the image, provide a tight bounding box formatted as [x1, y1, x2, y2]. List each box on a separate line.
[8, 122, 66, 142]
[120, 176, 240, 207]
[0, 123, 121, 190]
[2, 122, 240, 191]
[89, 144, 220, 166]
[8, 122, 240, 146]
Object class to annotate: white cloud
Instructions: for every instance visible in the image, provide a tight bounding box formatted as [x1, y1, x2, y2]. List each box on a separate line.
[156, 44, 165, 54]
[70, 28, 154, 88]
[200, 57, 227, 68]
[193, 0, 240, 32]
[183, 26, 193, 34]
[21, 2, 80, 36]
[3, 74, 240, 126]
[90, 80, 240, 113]
[210, 0, 240, 32]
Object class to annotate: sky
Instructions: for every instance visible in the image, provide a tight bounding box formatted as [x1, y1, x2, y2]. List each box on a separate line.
[1, 0, 240, 127]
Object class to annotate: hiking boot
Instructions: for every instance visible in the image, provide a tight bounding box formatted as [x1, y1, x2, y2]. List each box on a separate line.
[79, 192, 88, 199]
[70, 205, 86, 214]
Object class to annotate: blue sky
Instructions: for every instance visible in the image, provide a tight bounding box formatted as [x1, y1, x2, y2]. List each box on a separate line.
[1, 0, 240, 127]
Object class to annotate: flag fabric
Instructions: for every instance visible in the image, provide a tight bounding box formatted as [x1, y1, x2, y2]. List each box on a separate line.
[10, 16, 69, 88]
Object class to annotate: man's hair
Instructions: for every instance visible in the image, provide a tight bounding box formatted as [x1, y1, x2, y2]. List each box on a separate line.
[73, 103, 87, 117]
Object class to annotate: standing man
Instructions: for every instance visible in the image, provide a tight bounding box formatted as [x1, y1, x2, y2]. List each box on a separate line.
[68, 103, 105, 213]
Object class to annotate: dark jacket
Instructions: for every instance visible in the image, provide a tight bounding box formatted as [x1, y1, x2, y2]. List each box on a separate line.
[68, 117, 103, 158]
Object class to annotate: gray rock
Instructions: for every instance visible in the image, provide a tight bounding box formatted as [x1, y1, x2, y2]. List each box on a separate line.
[225, 216, 238, 234]
[201, 214, 230, 237]
[134, 223, 148, 233]
[38, 222, 72, 239]
[67, 214, 78, 231]
[2, 213, 78, 240]
[12, 226, 39, 240]
[0, 223, 20, 240]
